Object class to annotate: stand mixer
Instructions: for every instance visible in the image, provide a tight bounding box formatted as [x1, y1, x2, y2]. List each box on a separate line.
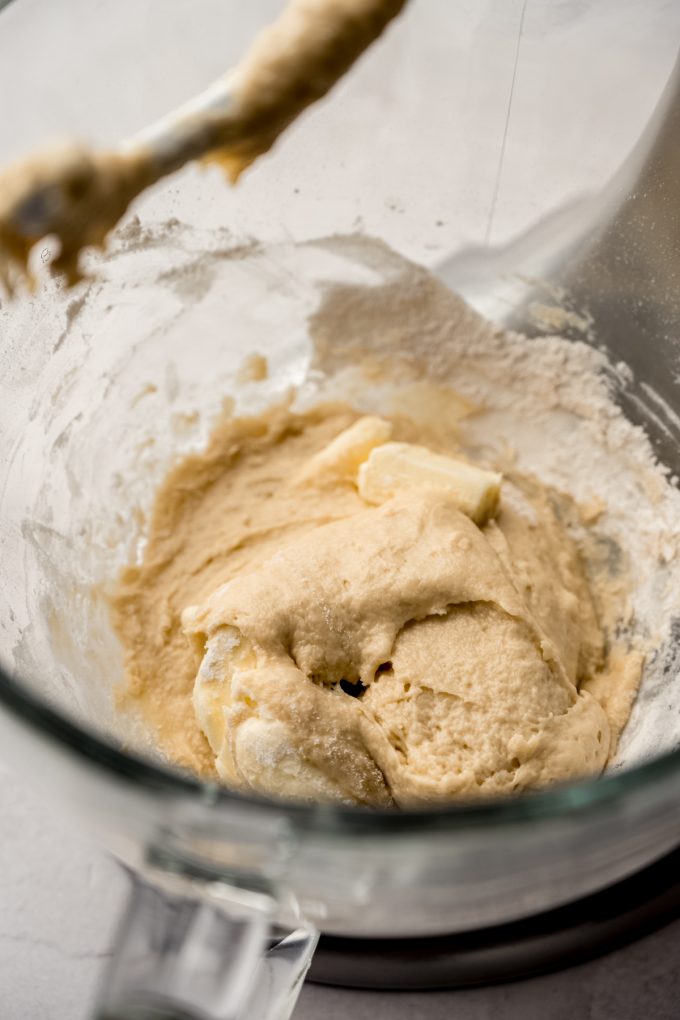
[1, 3, 680, 1018]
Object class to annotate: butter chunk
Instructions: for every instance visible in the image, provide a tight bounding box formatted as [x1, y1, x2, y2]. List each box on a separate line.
[295, 415, 392, 484]
[358, 441, 502, 525]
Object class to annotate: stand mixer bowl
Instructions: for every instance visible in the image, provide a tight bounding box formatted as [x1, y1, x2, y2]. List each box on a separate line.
[1, 3, 680, 1017]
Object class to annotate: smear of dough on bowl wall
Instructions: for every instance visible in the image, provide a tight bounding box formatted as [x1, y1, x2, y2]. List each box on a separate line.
[101, 229, 680, 808]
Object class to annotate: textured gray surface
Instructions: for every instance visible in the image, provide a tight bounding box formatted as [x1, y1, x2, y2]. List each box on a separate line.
[1, 760, 679, 1020]
[295, 927, 680, 1020]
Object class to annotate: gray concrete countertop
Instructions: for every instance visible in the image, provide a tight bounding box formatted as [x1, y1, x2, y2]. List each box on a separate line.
[2, 760, 679, 1020]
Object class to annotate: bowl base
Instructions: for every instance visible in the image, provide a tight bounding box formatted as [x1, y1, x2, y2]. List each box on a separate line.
[308, 844, 680, 989]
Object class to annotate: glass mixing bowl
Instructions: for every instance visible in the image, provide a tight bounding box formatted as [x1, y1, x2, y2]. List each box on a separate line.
[1, 3, 680, 1018]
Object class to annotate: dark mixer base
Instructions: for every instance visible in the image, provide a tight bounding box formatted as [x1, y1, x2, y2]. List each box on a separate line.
[308, 845, 680, 989]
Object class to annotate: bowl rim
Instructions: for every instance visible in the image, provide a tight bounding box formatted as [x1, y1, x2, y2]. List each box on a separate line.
[2, 659, 679, 835]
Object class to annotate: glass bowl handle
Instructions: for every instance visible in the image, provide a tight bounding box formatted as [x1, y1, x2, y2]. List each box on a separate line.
[93, 870, 318, 1020]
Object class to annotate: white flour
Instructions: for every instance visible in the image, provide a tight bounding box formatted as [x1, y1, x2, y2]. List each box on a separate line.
[300, 233, 680, 769]
[459, 339, 680, 769]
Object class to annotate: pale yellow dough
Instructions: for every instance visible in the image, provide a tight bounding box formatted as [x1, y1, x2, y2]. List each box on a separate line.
[111, 403, 641, 806]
